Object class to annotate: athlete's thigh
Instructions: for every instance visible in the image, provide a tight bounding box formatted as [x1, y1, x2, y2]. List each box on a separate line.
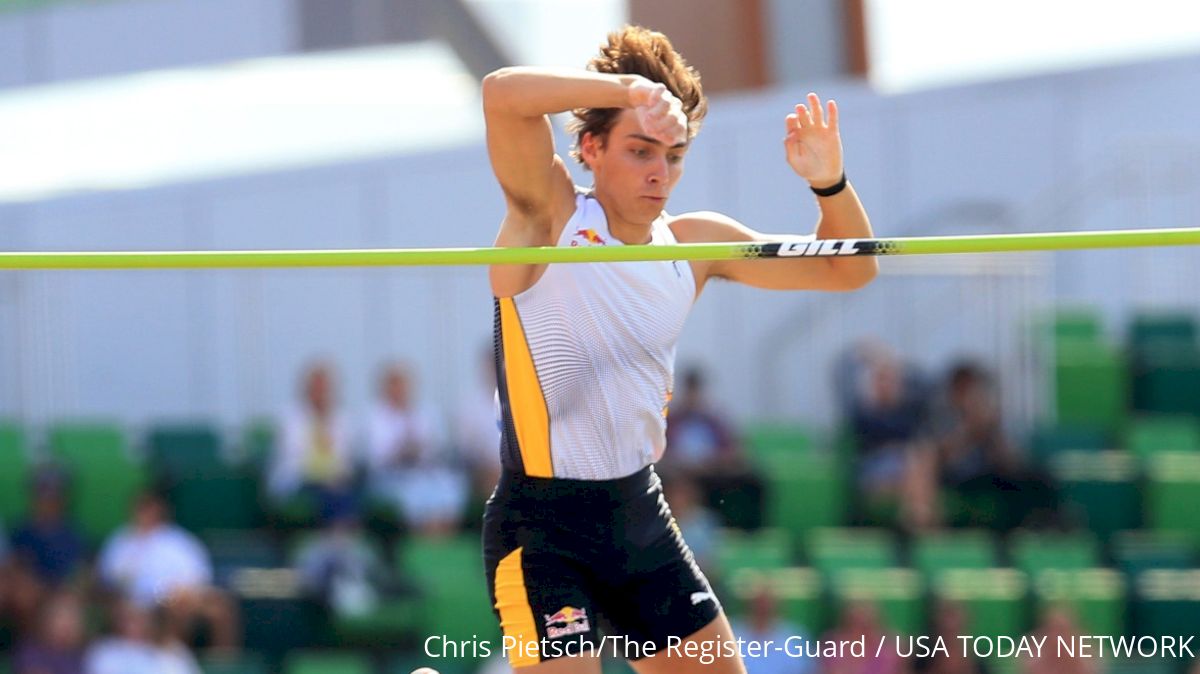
[628, 612, 747, 674]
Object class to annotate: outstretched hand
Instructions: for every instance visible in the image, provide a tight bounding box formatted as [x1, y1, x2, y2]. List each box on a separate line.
[785, 92, 843, 188]
[629, 78, 688, 147]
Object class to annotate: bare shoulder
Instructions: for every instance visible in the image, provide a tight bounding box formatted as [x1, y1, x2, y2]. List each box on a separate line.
[667, 210, 763, 244]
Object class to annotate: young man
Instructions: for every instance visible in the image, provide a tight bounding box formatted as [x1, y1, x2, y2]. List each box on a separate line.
[481, 26, 877, 674]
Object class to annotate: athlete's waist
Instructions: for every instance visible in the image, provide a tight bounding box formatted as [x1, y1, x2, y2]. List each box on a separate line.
[496, 463, 660, 502]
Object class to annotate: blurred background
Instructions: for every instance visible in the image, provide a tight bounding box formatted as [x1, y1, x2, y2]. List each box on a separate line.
[1, 1, 1200, 673]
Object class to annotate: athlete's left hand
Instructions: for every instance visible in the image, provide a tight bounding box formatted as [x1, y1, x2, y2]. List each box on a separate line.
[784, 92, 844, 189]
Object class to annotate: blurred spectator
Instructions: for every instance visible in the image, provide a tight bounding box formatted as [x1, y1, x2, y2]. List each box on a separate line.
[455, 345, 502, 498]
[730, 585, 817, 674]
[843, 343, 937, 530]
[930, 361, 1058, 530]
[84, 599, 200, 674]
[96, 490, 239, 652]
[821, 600, 910, 674]
[661, 473, 722, 573]
[916, 600, 987, 674]
[664, 366, 764, 528]
[1019, 606, 1096, 674]
[366, 362, 466, 536]
[269, 361, 358, 518]
[294, 507, 402, 618]
[664, 366, 743, 473]
[10, 465, 85, 587]
[13, 589, 86, 674]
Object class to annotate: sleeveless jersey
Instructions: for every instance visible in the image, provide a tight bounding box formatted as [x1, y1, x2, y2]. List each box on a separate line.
[493, 191, 696, 480]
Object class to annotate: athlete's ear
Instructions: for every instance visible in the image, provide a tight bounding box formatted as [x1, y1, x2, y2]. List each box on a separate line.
[580, 131, 604, 169]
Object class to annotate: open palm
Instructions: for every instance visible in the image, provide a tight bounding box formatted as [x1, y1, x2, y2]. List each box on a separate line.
[784, 92, 843, 187]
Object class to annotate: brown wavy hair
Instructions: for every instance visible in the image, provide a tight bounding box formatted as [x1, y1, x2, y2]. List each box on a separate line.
[568, 25, 707, 170]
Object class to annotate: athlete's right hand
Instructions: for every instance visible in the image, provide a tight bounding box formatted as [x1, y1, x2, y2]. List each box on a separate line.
[628, 78, 687, 147]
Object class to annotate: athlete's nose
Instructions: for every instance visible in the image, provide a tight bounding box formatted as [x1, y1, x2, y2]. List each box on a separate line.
[647, 157, 668, 184]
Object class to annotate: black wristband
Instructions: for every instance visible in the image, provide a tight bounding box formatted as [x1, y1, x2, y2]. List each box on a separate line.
[810, 172, 847, 197]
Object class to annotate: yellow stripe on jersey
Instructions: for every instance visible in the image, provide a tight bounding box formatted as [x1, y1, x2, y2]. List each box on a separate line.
[494, 547, 540, 668]
[499, 297, 552, 477]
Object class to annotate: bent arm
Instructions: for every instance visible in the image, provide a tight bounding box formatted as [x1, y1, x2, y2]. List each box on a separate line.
[677, 184, 878, 292]
[482, 67, 634, 225]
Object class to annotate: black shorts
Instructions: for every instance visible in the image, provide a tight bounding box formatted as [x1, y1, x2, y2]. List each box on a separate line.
[482, 465, 720, 668]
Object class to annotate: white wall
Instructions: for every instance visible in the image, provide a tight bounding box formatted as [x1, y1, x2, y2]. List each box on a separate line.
[2, 54, 1199, 435]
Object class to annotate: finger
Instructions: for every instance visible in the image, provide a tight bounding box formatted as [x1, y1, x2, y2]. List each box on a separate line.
[795, 104, 812, 128]
[827, 99, 839, 131]
[785, 113, 800, 134]
[808, 92, 824, 126]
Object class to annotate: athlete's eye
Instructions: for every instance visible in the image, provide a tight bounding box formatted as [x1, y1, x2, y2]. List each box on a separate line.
[667, 154, 683, 165]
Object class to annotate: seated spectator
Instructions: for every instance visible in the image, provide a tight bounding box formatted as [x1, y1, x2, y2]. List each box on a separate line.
[13, 589, 86, 674]
[930, 361, 1057, 530]
[664, 366, 743, 473]
[916, 599, 987, 674]
[821, 600, 908, 674]
[843, 344, 937, 530]
[730, 584, 817, 674]
[1019, 606, 1095, 674]
[366, 362, 466, 536]
[268, 361, 357, 519]
[96, 490, 239, 652]
[455, 346, 502, 499]
[294, 506, 405, 618]
[10, 465, 85, 588]
[84, 599, 200, 674]
[664, 366, 764, 528]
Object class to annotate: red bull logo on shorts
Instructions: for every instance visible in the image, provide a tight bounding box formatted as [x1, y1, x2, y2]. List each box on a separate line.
[544, 606, 591, 638]
[571, 228, 607, 247]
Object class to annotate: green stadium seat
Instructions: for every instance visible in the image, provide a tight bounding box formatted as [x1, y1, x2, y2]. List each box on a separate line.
[762, 453, 846, 541]
[726, 566, 823, 632]
[171, 473, 263, 533]
[1044, 307, 1105, 343]
[1126, 416, 1200, 458]
[1128, 312, 1198, 352]
[1145, 452, 1200, 539]
[1009, 531, 1100, 578]
[284, 651, 373, 674]
[1111, 530, 1196, 577]
[147, 423, 225, 478]
[1027, 423, 1110, 464]
[744, 421, 817, 467]
[829, 568, 924, 635]
[1133, 570, 1200, 645]
[0, 421, 29, 523]
[932, 569, 1029, 638]
[715, 527, 793, 576]
[241, 418, 276, 467]
[48, 421, 147, 544]
[1031, 569, 1125, 637]
[911, 530, 997, 580]
[1052, 340, 1127, 434]
[1051, 451, 1140, 539]
[807, 528, 898, 577]
[1130, 343, 1200, 417]
[398, 534, 497, 645]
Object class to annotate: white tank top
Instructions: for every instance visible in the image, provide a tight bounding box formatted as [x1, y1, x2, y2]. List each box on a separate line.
[494, 191, 696, 480]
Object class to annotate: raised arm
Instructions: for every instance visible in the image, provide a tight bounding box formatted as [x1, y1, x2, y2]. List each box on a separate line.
[482, 67, 687, 295]
[675, 93, 878, 293]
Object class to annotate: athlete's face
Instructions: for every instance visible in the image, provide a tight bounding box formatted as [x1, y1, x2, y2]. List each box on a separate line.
[583, 110, 687, 227]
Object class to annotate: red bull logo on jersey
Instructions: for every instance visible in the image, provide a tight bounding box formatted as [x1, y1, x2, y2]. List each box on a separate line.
[544, 606, 591, 638]
[571, 228, 607, 247]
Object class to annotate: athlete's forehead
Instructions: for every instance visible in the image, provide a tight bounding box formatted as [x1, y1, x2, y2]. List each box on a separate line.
[611, 110, 688, 149]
